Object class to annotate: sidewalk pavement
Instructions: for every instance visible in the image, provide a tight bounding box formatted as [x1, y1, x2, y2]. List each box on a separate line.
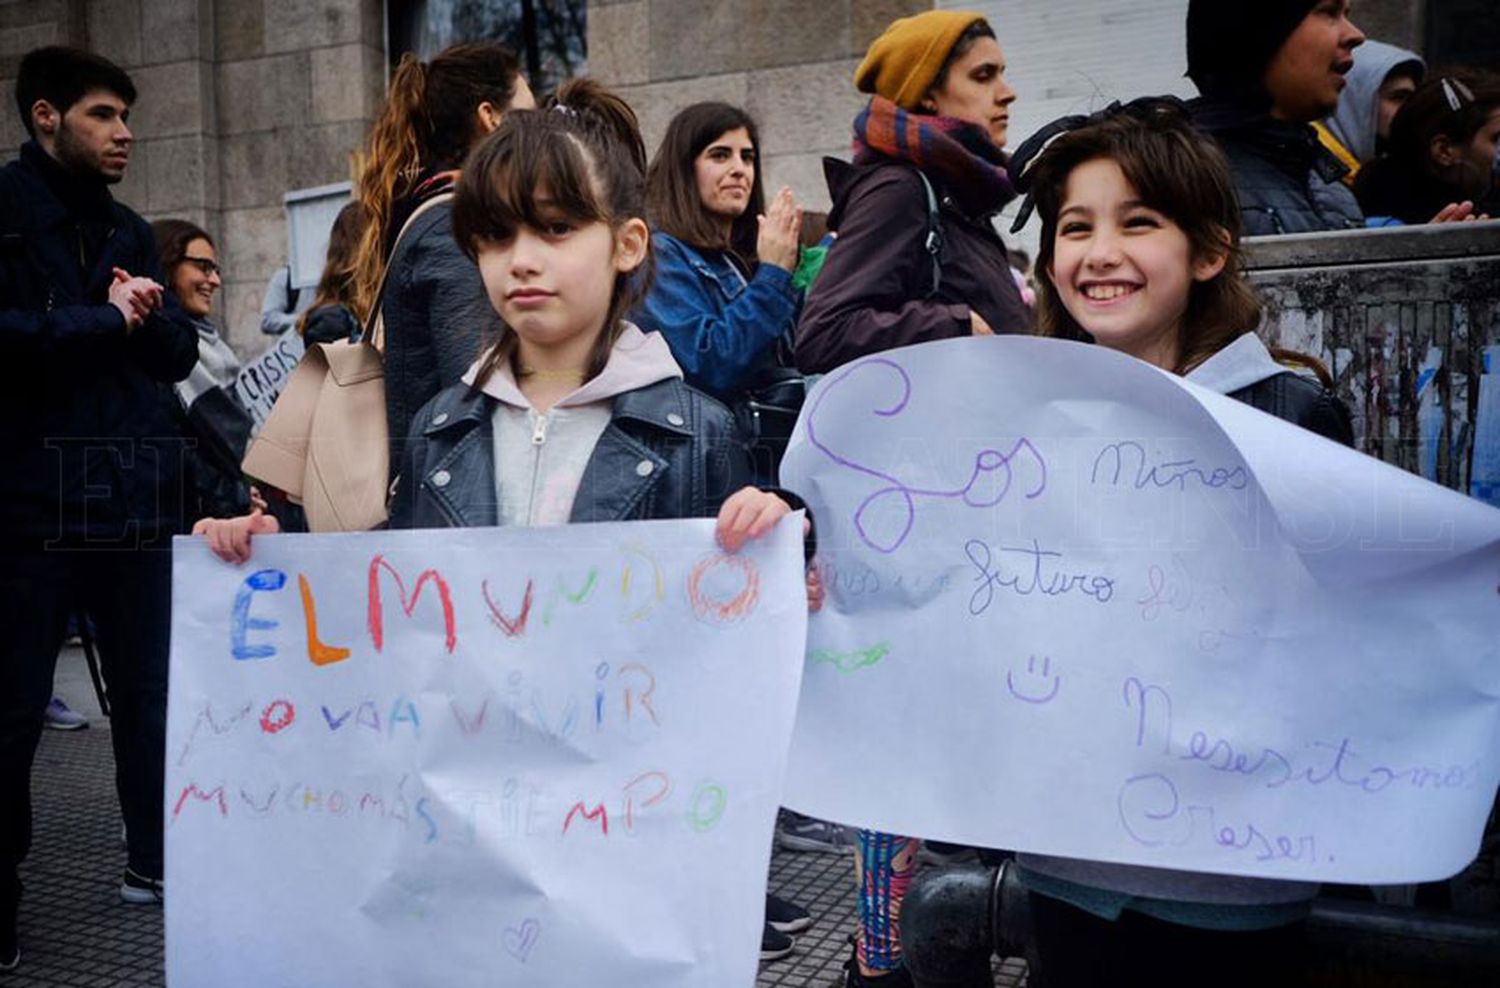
[13, 647, 1028, 987]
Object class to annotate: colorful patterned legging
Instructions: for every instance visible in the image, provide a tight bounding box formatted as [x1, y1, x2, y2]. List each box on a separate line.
[855, 829, 922, 972]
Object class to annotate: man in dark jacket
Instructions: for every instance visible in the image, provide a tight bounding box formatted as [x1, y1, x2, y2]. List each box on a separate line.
[1186, 0, 1367, 235]
[0, 47, 197, 972]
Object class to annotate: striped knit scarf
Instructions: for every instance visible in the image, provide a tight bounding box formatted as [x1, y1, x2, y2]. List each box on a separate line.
[852, 96, 1016, 216]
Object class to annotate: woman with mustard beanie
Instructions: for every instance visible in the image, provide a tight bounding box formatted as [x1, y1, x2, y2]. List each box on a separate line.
[797, 16, 1025, 987]
[794, 10, 1030, 378]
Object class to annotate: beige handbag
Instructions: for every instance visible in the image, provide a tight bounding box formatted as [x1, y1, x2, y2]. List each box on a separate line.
[241, 192, 454, 532]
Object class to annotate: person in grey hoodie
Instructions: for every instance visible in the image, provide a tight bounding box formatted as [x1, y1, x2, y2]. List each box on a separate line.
[1010, 103, 1351, 988]
[1315, 39, 1425, 186]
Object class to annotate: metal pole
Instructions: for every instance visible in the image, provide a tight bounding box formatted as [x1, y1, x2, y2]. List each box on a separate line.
[520, 0, 542, 85]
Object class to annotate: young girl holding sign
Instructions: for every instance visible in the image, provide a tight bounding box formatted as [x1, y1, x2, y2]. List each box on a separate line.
[197, 78, 819, 963]
[1001, 100, 1352, 986]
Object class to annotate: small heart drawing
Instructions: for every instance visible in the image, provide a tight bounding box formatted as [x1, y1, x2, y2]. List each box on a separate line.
[504, 918, 541, 962]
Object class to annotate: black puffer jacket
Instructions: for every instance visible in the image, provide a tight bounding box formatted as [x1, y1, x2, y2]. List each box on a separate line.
[796, 158, 1031, 374]
[380, 188, 504, 479]
[1191, 97, 1364, 236]
[390, 378, 753, 530]
[0, 142, 198, 550]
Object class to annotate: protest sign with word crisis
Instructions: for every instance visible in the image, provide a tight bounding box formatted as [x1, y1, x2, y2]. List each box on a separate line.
[230, 329, 305, 430]
[780, 336, 1500, 884]
[166, 518, 807, 987]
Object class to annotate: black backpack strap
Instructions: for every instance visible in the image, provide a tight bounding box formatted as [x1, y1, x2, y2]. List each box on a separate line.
[915, 169, 942, 298]
[283, 264, 300, 313]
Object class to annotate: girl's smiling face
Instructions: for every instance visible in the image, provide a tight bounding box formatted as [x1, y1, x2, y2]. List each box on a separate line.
[1047, 157, 1225, 370]
[476, 188, 647, 369]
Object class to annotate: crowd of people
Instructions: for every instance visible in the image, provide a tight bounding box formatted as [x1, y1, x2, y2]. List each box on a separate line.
[2, 0, 1496, 982]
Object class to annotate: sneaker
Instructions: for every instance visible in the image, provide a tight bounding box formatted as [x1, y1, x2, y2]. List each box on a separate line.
[766, 893, 812, 934]
[760, 922, 794, 962]
[775, 810, 854, 854]
[42, 697, 89, 731]
[120, 867, 162, 905]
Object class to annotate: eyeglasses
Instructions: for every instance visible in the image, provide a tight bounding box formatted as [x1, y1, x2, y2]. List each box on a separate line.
[182, 255, 221, 277]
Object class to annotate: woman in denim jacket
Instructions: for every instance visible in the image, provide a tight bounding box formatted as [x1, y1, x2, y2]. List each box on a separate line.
[635, 103, 805, 484]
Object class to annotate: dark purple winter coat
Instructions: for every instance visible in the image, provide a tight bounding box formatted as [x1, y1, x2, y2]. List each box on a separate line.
[795, 157, 1031, 374]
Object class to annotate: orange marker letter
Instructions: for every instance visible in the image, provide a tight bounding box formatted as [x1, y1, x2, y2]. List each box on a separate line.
[299, 573, 351, 666]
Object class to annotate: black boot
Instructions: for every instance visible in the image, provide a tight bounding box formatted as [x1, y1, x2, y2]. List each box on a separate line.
[841, 934, 914, 988]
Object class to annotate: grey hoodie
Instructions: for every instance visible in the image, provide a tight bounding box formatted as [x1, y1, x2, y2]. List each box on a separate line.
[1018, 333, 1321, 911]
[460, 323, 684, 527]
[1323, 40, 1426, 166]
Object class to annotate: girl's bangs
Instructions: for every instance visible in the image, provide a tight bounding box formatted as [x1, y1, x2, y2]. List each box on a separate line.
[470, 126, 611, 239]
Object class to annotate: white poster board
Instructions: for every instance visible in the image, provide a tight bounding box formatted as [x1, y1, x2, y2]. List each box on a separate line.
[230, 329, 305, 430]
[166, 519, 807, 987]
[781, 337, 1500, 884]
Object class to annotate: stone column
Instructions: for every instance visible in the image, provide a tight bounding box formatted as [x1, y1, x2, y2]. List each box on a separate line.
[212, 0, 385, 353]
[589, 0, 935, 213]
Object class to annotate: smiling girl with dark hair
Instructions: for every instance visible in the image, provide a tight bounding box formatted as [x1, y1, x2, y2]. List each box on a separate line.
[1008, 99, 1352, 988]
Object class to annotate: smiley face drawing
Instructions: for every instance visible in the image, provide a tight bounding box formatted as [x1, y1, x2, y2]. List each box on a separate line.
[1006, 655, 1060, 704]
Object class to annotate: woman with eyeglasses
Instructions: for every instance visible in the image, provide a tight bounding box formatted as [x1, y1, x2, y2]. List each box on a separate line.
[152, 219, 253, 522]
[1354, 70, 1500, 224]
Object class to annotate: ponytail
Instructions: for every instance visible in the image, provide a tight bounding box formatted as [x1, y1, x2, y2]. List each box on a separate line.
[455, 77, 652, 389]
[349, 42, 524, 320]
[351, 54, 429, 318]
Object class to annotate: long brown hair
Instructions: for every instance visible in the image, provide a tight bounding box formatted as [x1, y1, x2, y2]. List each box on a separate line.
[297, 200, 367, 334]
[453, 78, 651, 388]
[646, 102, 764, 262]
[350, 42, 524, 317]
[1029, 105, 1262, 375]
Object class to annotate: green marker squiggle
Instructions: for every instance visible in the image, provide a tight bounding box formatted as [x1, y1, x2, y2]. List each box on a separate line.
[809, 642, 890, 673]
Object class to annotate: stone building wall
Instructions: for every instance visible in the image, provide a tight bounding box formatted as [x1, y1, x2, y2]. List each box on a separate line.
[588, 0, 935, 214]
[0, 0, 386, 355]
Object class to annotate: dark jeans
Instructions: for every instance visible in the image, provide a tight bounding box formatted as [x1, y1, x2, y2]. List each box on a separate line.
[1026, 891, 1308, 988]
[1, 548, 171, 913]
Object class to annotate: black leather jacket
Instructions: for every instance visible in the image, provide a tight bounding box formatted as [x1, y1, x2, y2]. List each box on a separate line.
[1230, 371, 1354, 445]
[381, 195, 505, 480]
[389, 377, 755, 529]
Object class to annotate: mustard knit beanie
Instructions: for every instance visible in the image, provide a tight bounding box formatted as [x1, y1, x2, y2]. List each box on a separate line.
[855, 10, 988, 111]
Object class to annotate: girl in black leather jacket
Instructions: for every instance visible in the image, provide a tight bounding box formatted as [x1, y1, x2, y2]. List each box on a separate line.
[1006, 102, 1351, 988]
[199, 82, 817, 573]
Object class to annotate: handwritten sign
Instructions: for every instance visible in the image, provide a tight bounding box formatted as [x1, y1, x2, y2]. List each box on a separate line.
[230, 329, 305, 430]
[165, 519, 807, 987]
[780, 337, 1500, 884]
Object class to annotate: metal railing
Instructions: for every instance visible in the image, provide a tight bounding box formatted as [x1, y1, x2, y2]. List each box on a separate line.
[1244, 220, 1500, 505]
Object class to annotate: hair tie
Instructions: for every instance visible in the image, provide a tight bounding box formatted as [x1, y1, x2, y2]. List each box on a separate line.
[1440, 77, 1475, 113]
[1006, 96, 1191, 233]
[551, 102, 578, 119]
